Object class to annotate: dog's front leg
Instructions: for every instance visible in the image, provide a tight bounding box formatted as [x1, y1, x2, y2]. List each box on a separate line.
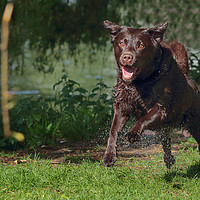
[103, 110, 128, 167]
[125, 102, 167, 143]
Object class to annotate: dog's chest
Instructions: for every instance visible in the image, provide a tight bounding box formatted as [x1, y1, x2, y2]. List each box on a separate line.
[113, 83, 151, 118]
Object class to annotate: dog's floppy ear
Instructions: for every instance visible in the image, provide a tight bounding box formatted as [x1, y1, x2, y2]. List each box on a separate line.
[146, 22, 169, 43]
[104, 20, 123, 42]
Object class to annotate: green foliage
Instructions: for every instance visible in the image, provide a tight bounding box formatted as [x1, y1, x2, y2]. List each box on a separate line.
[0, 137, 19, 150]
[0, 0, 120, 73]
[0, 75, 113, 148]
[116, 0, 200, 50]
[189, 51, 200, 83]
[53, 74, 113, 141]
[9, 97, 61, 147]
[1, 0, 200, 74]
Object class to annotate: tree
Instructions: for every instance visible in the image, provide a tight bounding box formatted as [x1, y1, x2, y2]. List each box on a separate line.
[0, 0, 199, 74]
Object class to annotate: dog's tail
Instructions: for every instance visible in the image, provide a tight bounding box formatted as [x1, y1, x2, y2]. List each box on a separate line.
[168, 42, 189, 75]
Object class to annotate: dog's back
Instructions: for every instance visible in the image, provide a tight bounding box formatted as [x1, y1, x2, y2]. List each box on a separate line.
[161, 41, 189, 75]
[164, 41, 200, 94]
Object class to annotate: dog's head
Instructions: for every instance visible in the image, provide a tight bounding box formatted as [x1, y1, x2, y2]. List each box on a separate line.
[104, 20, 168, 82]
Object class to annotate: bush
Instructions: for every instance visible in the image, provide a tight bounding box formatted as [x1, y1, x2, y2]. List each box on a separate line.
[9, 96, 60, 147]
[0, 74, 113, 148]
[53, 74, 113, 141]
[189, 51, 200, 83]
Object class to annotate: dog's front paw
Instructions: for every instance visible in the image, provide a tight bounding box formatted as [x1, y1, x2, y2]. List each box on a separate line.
[103, 152, 117, 167]
[125, 131, 140, 143]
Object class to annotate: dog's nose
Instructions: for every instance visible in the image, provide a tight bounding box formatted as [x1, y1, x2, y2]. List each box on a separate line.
[120, 52, 134, 66]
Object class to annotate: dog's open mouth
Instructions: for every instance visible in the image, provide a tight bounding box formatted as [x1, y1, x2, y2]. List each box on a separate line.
[121, 66, 140, 80]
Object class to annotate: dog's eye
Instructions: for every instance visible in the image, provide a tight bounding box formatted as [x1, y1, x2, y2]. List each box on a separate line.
[137, 42, 145, 50]
[119, 42, 126, 47]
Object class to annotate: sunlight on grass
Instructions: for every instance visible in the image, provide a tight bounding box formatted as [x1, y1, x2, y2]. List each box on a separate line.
[0, 143, 200, 199]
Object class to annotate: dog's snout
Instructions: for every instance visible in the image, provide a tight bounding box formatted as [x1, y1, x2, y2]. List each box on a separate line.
[120, 52, 134, 66]
[123, 54, 133, 62]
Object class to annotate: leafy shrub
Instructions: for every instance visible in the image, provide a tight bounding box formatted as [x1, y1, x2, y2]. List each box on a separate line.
[8, 96, 60, 147]
[1, 74, 113, 148]
[53, 74, 113, 141]
[189, 51, 200, 83]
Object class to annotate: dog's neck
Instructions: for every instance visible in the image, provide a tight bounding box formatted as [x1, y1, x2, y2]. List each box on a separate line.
[149, 47, 172, 81]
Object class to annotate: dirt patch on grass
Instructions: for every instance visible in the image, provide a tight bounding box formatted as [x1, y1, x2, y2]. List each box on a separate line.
[0, 132, 197, 165]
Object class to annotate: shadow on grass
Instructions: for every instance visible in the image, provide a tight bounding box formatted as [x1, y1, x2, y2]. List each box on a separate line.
[64, 153, 101, 164]
[164, 162, 200, 182]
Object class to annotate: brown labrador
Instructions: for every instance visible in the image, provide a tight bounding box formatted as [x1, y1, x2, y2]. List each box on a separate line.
[103, 20, 200, 168]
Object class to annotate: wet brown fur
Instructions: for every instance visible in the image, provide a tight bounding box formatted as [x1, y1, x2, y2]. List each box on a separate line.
[103, 20, 200, 168]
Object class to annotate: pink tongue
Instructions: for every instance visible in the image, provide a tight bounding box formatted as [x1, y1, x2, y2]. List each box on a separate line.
[121, 66, 134, 80]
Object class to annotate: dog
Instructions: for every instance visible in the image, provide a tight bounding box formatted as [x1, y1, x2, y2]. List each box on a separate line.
[103, 20, 200, 168]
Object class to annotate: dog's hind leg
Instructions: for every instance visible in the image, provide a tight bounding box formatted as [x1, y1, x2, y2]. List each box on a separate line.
[159, 129, 175, 169]
[187, 125, 200, 171]
[187, 121, 200, 155]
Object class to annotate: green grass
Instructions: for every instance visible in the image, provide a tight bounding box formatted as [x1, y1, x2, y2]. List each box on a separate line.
[1, 144, 200, 200]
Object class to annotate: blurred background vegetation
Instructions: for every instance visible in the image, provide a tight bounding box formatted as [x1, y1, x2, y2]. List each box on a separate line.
[0, 0, 200, 149]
